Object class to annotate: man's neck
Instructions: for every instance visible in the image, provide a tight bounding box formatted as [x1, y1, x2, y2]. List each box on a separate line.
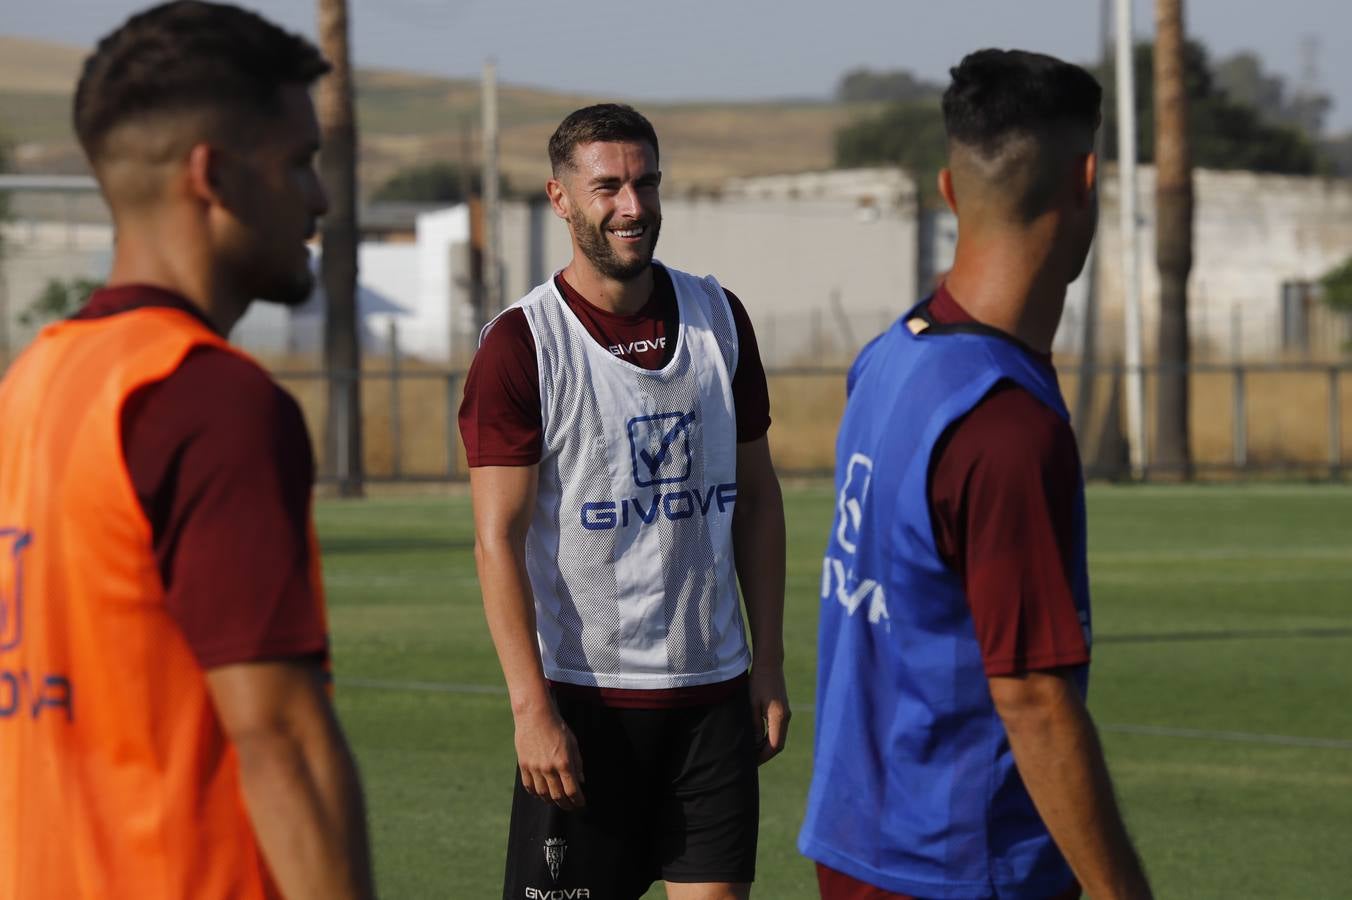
[560, 258, 654, 316]
[941, 236, 1067, 355]
[104, 222, 248, 334]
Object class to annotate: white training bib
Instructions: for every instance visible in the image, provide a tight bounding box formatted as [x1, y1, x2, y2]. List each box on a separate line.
[483, 265, 748, 689]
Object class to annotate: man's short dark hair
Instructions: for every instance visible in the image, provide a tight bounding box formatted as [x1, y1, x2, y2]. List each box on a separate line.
[74, 0, 330, 162]
[548, 104, 660, 175]
[942, 49, 1102, 155]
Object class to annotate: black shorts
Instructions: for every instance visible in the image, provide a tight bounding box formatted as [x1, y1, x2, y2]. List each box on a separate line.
[502, 680, 760, 900]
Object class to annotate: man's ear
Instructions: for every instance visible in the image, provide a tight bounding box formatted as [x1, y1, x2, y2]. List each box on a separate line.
[545, 176, 570, 221]
[937, 168, 959, 215]
[1074, 151, 1098, 209]
[185, 142, 227, 209]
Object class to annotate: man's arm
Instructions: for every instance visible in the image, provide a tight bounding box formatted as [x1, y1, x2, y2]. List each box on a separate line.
[731, 435, 790, 763]
[990, 670, 1153, 900]
[206, 661, 375, 900]
[469, 464, 585, 809]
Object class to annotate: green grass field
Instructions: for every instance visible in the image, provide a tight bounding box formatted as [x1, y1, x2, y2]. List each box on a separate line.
[318, 484, 1352, 899]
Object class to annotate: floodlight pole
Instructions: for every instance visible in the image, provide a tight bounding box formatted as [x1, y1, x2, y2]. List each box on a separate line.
[1115, 0, 1148, 478]
[481, 59, 502, 321]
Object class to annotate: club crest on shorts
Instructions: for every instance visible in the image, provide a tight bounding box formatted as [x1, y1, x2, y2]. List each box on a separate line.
[544, 836, 566, 881]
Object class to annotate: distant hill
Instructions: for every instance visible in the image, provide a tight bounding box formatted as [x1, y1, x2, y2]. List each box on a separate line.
[0, 35, 872, 193]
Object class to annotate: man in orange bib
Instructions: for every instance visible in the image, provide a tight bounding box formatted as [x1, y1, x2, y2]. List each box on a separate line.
[0, 3, 375, 898]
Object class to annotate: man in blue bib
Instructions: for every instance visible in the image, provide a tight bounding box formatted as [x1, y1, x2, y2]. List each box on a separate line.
[799, 50, 1154, 900]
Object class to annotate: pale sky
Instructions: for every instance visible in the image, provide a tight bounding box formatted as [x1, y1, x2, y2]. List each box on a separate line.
[7, 0, 1351, 132]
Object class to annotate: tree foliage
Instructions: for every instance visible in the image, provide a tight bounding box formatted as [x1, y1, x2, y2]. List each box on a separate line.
[373, 161, 502, 204]
[832, 41, 1328, 186]
[1098, 40, 1323, 174]
[836, 67, 942, 104]
[833, 102, 947, 192]
[18, 278, 101, 328]
[1320, 257, 1352, 312]
[1211, 51, 1329, 137]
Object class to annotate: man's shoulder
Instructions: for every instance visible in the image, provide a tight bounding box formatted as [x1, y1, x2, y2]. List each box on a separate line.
[949, 381, 1076, 479]
[476, 307, 537, 362]
[165, 346, 307, 439]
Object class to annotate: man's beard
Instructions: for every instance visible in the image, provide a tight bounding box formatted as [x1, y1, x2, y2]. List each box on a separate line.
[262, 265, 318, 308]
[570, 208, 661, 282]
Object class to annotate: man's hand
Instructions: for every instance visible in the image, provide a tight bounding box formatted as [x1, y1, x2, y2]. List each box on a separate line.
[749, 663, 791, 764]
[514, 705, 586, 810]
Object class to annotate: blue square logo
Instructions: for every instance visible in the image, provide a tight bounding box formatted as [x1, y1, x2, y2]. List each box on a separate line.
[628, 412, 696, 487]
[0, 529, 33, 653]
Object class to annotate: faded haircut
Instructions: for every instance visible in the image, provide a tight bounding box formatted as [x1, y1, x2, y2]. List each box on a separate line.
[548, 103, 660, 176]
[942, 49, 1101, 158]
[74, 0, 330, 163]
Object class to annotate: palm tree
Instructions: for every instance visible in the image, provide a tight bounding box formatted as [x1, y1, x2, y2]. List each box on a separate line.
[1154, 0, 1193, 478]
[317, 0, 363, 496]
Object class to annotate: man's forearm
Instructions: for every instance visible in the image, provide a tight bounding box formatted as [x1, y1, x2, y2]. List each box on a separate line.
[994, 674, 1152, 900]
[731, 476, 787, 663]
[236, 727, 375, 900]
[475, 538, 553, 714]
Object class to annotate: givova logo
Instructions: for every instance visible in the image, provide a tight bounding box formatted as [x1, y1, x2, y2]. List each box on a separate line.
[836, 453, 872, 553]
[0, 527, 73, 723]
[628, 411, 696, 487]
[0, 528, 33, 652]
[822, 453, 889, 626]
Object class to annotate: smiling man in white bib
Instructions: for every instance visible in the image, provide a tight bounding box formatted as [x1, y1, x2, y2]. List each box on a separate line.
[460, 103, 789, 900]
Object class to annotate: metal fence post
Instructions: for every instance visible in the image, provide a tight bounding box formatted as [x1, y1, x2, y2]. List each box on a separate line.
[445, 373, 461, 480]
[388, 320, 402, 479]
[1331, 367, 1343, 479]
[1232, 365, 1247, 470]
[335, 369, 350, 484]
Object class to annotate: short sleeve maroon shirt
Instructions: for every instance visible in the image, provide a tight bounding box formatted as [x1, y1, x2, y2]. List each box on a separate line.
[459, 264, 772, 467]
[925, 284, 1090, 677]
[73, 286, 328, 670]
[458, 265, 770, 708]
[814, 288, 1089, 900]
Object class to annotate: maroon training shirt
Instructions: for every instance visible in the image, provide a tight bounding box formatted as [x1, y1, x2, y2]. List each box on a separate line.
[925, 283, 1090, 678]
[73, 286, 328, 669]
[459, 264, 771, 467]
[458, 265, 771, 708]
[819, 286, 1088, 898]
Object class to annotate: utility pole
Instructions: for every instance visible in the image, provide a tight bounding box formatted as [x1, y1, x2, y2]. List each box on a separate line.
[1074, 0, 1115, 443]
[1116, 0, 1147, 477]
[1154, 0, 1194, 478]
[317, 0, 364, 496]
[481, 60, 502, 323]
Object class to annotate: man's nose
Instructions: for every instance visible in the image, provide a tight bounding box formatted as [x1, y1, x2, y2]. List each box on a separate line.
[615, 183, 641, 218]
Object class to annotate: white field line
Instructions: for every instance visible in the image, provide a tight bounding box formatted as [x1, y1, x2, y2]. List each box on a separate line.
[1089, 546, 1352, 563]
[336, 677, 1352, 751]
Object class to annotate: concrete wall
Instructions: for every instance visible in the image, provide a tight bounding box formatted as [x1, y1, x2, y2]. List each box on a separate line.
[6, 164, 1350, 367]
[0, 221, 112, 355]
[516, 180, 920, 366]
[1096, 165, 1352, 360]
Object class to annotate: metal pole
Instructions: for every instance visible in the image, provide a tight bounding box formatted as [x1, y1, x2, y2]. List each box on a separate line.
[388, 319, 402, 479]
[1330, 367, 1342, 478]
[481, 60, 502, 320]
[1074, 0, 1113, 438]
[446, 373, 461, 480]
[1116, 0, 1147, 477]
[1232, 366, 1247, 470]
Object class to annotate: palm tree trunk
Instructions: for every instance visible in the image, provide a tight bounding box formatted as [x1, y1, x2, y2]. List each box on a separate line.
[1154, 0, 1193, 478]
[317, 0, 363, 496]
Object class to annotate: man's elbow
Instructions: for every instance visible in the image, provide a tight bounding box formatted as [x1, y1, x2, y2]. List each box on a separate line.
[231, 725, 312, 790]
[988, 669, 1083, 733]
